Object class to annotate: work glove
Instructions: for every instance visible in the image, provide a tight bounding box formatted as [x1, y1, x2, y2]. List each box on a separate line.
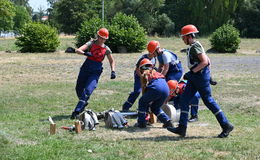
[210, 77, 217, 85]
[83, 52, 92, 57]
[183, 71, 192, 80]
[110, 71, 116, 79]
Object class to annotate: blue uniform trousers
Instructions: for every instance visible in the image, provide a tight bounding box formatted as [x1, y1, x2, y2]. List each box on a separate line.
[122, 72, 141, 111]
[179, 67, 229, 127]
[173, 92, 200, 114]
[74, 59, 102, 113]
[138, 79, 170, 124]
[190, 92, 200, 116]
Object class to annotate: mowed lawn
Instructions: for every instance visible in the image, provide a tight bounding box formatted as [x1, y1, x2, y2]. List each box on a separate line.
[0, 37, 260, 160]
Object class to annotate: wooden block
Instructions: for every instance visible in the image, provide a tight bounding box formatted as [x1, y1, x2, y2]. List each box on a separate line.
[50, 123, 56, 135]
[74, 120, 82, 133]
[149, 113, 157, 124]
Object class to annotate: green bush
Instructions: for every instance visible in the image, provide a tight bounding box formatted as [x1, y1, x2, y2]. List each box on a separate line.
[210, 24, 241, 53]
[75, 18, 105, 47]
[107, 13, 147, 53]
[75, 13, 147, 53]
[152, 14, 175, 37]
[15, 22, 60, 53]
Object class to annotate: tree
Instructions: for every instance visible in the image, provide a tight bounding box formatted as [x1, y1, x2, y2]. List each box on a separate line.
[47, 0, 59, 7]
[234, 0, 260, 38]
[163, 0, 240, 35]
[152, 13, 175, 37]
[13, 5, 31, 33]
[10, 0, 32, 14]
[54, 0, 100, 34]
[32, 7, 47, 23]
[46, 0, 60, 31]
[106, 0, 165, 35]
[10, 0, 29, 6]
[0, 0, 16, 32]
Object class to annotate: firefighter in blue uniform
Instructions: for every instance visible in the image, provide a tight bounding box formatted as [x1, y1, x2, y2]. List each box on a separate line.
[71, 28, 116, 119]
[135, 59, 173, 128]
[167, 25, 234, 138]
[147, 40, 183, 82]
[121, 51, 156, 112]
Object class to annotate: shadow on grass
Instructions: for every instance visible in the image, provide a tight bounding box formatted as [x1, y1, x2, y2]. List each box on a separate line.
[123, 125, 168, 133]
[124, 135, 211, 142]
[39, 114, 71, 122]
[52, 115, 71, 121]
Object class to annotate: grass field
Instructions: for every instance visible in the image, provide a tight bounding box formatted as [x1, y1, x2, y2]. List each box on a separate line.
[0, 37, 260, 160]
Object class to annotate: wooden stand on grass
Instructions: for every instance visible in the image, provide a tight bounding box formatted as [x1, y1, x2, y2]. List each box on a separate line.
[74, 120, 82, 133]
[148, 113, 157, 124]
[48, 116, 56, 135]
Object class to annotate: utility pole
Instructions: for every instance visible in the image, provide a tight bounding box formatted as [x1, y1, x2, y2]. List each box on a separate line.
[102, 0, 104, 26]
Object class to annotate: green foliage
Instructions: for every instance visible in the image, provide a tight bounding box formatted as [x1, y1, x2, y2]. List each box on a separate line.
[0, 0, 15, 32]
[54, 0, 100, 34]
[210, 24, 241, 53]
[13, 5, 31, 33]
[107, 13, 147, 53]
[75, 18, 105, 48]
[152, 13, 175, 37]
[234, 0, 260, 38]
[106, 0, 164, 35]
[15, 22, 60, 53]
[163, 0, 240, 35]
[75, 13, 147, 53]
[10, 0, 32, 14]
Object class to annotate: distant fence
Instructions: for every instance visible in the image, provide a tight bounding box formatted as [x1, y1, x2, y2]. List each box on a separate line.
[0, 32, 16, 38]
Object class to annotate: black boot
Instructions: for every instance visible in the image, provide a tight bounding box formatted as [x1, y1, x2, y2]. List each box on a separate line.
[70, 111, 79, 120]
[210, 77, 217, 85]
[218, 123, 234, 138]
[167, 124, 187, 137]
[134, 122, 147, 128]
[163, 120, 173, 128]
[188, 115, 198, 122]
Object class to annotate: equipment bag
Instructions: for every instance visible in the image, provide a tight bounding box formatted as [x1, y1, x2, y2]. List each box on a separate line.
[104, 110, 128, 129]
[78, 109, 99, 131]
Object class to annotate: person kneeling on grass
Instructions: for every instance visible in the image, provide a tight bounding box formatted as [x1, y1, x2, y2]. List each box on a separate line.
[134, 58, 173, 128]
[166, 80, 201, 122]
[121, 51, 156, 112]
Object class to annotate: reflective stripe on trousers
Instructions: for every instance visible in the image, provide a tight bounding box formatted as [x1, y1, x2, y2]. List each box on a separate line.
[179, 67, 229, 126]
[138, 79, 170, 124]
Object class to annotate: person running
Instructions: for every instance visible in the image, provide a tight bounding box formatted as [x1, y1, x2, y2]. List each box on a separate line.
[71, 28, 116, 119]
[167, 24, 234, 138]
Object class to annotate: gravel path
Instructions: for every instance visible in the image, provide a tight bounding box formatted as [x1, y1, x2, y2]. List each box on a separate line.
[176, 54, 260, 73]
[209, 55, 260, 73]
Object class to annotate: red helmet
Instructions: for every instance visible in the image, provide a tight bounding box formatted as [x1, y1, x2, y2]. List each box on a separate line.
[181, 25, 199, 36]
[139, 58, 153, 70]
[167, 80, 178, 95]
[147, 40, 160, 54]
[97, 28, 109, 39]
